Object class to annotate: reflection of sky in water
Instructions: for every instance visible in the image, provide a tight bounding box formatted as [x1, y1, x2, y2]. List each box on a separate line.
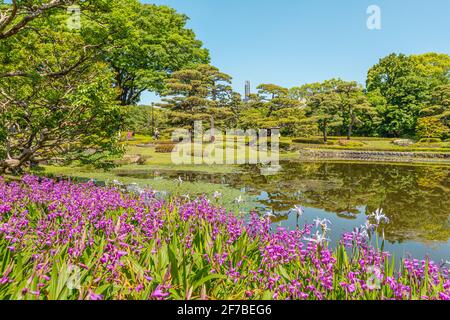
[266, 204, 450, 264]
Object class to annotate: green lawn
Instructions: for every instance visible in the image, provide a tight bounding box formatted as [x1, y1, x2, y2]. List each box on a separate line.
[290, 136, 450, 153]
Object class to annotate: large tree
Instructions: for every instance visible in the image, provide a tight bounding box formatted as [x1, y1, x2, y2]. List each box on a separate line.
[256, 84, 291, 117]
[416, 84, 450, 139]
[0, 0, 75, 39]
[94, 1, 209, 105]
[366, 53, 450, 137]
[336, 80, 373, 140]
[298, 80, 343, 142]
[0, 6, 121, 174]
[238, 84, 312, 136]
[1, 1, 214, 173]
[158, 64, 233, 131]
[0, 1, 110, 39]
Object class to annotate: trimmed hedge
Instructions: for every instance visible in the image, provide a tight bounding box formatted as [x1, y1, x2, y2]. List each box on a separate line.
[419, 138, 442, 143]
[155, 143, 176, 153]
[292, 138, 333, 145]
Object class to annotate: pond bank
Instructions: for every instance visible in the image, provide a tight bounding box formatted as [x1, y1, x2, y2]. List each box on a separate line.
[298, 148, 450, 164]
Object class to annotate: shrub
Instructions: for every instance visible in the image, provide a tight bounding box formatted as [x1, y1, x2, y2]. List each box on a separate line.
[278, 141, 292, 151]
[416, 117, 449, 140]
[292, 138, 332, 145]
[155, 143, 176, 153]
[419, 138, 442, 143]
[114, 154, 147, 165]
[155, 140, 178, 145]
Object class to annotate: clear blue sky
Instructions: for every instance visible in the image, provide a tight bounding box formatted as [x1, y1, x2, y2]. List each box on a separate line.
[144, 1, 449, 104]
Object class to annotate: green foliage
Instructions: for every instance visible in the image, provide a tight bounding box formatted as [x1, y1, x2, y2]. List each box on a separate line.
[0, 11, 123, 173]
[93, 0, 210, 105]
[158, 64, 234, 130]
[1, 0, 450, 175]
[416, 117, 449, 139]
[419, 138, 442, 143]
[0, 124, 5, 159]
[367, 53, 450, 137]
[336, 80, 374, 139]
[155, 144, 176, 153]
[277, 141, 292, 151]
[291, 79, 378, 140]
[292, 138, 333, 145]
[256, 84, 291, 117]
[0, 1, 111, 39]
[296, 79, 344, 142]
[337, 139, 365, 147]
[0, 0, 212, 173]
[122, 105, 169, 135]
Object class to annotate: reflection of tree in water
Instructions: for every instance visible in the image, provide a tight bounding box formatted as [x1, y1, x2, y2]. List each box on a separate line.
[118, 162, 450, 242]
[234, 162, 450, 243]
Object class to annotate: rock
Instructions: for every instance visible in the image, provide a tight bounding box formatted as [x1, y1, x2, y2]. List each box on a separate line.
[392, 139, 414, 147]
[114, 154, 146, 165]
[5, 159, 20, 167]
[135, 143, 153, 148]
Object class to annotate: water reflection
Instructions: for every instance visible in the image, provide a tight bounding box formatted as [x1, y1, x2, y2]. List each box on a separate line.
[246, 162, 450, 244]
[116, 161, 450, 260]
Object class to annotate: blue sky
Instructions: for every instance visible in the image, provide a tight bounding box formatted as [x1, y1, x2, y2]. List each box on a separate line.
[140, 0, 450, 104]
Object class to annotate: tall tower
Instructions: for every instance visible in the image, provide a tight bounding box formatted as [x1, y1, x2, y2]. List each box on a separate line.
[244, 81, 251, 102]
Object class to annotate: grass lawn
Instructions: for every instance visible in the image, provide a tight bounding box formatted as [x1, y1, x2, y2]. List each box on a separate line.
[290, 136, 450, 153]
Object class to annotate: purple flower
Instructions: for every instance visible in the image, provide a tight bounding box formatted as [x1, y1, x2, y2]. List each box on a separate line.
[89, 292, 104, 300]
[151, 287, 169, 300]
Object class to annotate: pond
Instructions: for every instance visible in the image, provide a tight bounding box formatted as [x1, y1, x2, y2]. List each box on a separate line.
[117, 161, 450, 263]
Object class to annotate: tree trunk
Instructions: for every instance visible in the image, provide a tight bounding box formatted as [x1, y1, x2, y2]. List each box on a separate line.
[347, 109, 354, 140]
[323, 123, 328, 143]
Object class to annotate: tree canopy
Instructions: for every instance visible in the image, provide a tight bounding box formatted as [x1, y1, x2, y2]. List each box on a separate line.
[367, 53, 450, 137]
[0, 8, 121, 173]
[0, 0, 209, 173]
[97, 1, 209, 105]
[158, 64, 233, 130]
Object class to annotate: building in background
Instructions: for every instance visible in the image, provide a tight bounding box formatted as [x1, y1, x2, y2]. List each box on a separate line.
[244, 81, 251, 102]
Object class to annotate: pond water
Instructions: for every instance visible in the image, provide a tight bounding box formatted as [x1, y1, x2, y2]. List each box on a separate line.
[117, 161, 450, 263]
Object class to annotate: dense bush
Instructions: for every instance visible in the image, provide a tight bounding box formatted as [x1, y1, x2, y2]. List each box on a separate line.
[278, 141, 293, 151]
[416, 117, 449, 140]
[155, 143, 177, 153]
[419, 138, 442, 143]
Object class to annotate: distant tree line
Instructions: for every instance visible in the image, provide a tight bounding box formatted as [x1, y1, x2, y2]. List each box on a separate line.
[155, 53, 449, 142]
